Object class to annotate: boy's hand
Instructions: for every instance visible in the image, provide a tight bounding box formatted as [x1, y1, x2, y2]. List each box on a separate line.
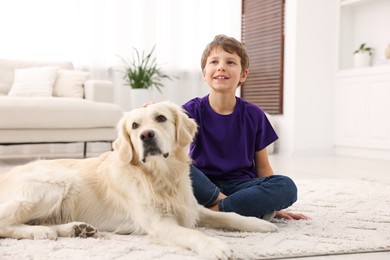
[275, 210, 311, 220]
[140, 101, 155, 108]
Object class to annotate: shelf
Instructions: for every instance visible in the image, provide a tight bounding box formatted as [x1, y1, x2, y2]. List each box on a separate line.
[338, 0, 389, 70]
[338, 65, 390, 77]
[340, 0, 377, 7]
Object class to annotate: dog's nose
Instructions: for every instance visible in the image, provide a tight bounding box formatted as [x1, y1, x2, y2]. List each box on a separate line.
[140, 130, 155, 141]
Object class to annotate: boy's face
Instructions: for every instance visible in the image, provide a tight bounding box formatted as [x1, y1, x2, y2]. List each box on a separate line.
[203, 46, 248, 93]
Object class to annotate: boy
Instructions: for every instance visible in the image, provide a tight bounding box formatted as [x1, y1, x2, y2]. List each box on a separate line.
[183, 35, 309, 220]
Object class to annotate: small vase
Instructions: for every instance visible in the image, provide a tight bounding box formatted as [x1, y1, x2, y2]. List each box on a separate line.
[385, 43, 390, 59]
[353, 52, 371, 68]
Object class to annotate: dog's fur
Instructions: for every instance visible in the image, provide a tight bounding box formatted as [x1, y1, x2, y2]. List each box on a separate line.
[0, 101, 277, 259]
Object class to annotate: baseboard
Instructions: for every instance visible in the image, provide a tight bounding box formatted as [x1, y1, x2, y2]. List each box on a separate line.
[335, 146, 390, 161]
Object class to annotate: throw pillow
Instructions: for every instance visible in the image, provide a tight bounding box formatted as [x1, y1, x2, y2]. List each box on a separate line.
[53, 69, 89, 98]
[8, 67, 59, 97]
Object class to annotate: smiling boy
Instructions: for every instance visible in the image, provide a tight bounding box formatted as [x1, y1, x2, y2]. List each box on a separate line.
[183, 35, 309, 220]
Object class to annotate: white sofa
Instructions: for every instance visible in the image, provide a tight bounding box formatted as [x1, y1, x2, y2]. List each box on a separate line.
[0, 59, 123, 157]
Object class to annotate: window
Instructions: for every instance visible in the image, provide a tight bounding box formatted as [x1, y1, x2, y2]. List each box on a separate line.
[241, 0, 285, 114]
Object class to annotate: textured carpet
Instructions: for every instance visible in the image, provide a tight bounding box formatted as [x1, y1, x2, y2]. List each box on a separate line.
[1, 178, 390, 259]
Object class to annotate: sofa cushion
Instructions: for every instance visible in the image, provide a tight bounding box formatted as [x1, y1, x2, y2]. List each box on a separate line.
[53, 69, 90, 98]
[0, 59, 73, 95]
[8, 67, 59, 97]
[0, 97, 123, 129]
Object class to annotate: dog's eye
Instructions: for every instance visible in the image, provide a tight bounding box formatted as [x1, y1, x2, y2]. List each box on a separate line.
[156, 115, 167, 123]
[132, 122, 139, 129]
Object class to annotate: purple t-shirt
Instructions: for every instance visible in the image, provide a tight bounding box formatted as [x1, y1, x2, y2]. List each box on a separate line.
[183, 95, 278, 181]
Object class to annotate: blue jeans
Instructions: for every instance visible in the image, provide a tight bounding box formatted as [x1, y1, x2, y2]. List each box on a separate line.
[190, 165, 297, 217]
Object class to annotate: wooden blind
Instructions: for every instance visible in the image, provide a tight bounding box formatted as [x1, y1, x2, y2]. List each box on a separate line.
[241, 0, 284, 114]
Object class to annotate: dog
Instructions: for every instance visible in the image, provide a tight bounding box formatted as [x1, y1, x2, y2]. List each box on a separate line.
[0, 101, 277, 259]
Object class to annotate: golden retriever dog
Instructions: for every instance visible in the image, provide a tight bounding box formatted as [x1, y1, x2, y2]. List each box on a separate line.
[0, 101, 277, 259]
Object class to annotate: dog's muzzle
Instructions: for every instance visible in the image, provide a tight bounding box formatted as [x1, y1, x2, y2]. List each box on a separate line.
[140, 130, 169, 163]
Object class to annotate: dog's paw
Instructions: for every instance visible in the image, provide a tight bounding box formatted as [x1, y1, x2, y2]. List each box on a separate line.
[239, 217, 278, 233]
[256, 219, 278, 233]
[200, 237, 232, 260]
[72, 223, 99, 238]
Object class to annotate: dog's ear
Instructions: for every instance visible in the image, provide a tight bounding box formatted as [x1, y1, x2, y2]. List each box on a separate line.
[172, 104, 198, 147]
[113, 116, 134, 164]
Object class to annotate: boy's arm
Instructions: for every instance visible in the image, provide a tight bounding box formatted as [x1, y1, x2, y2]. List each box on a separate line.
[254, 148, 274, 177]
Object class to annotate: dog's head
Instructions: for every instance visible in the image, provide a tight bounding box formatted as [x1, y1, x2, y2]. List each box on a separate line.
[113, 101, 197, 164]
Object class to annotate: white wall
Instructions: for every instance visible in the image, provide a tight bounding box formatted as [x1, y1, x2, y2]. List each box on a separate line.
[275, 0, 338, 155]
[0, 0, 242, 106]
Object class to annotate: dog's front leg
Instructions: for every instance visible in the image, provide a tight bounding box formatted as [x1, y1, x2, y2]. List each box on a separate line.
[145, 216, 231, 260]
[197, 206, 278, 233]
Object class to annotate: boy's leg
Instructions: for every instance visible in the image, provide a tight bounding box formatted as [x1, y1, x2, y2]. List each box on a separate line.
[189, 165, 221, 208]
[216, 175, 298, 217]
[190, 165, 297, 218]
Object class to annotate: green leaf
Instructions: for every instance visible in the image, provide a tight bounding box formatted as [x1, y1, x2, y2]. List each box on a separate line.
[354, 43, 374, 55]
[114, 46, 173, 91]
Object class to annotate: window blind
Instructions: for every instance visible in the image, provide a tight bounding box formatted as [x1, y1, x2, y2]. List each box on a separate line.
[241, 0, 285, 115]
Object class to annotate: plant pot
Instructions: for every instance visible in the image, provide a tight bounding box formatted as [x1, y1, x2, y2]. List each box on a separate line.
[130, 88, 152, 109]
[353, 52, 371, 68]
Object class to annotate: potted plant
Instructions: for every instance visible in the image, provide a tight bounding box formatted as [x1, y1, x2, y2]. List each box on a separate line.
[353, 43, 374, 68]
[116, 46, 172, 108]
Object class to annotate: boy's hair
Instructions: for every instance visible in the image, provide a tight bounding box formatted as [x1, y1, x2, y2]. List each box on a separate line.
[200, 34, 249, 75]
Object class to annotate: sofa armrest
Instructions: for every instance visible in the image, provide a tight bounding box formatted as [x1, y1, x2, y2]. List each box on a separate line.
[84, 80, 114, 103]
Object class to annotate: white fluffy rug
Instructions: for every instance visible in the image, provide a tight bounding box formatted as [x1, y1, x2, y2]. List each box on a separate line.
[1, 178, 390, 259]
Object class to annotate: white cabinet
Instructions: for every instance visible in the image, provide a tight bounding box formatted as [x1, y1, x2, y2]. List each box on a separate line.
[335, 67, 390, 157]
[335, 0, 390, 159]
